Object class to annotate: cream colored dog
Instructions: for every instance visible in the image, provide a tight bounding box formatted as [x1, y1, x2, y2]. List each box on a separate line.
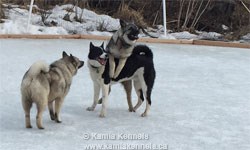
[21, 52, 84, 129]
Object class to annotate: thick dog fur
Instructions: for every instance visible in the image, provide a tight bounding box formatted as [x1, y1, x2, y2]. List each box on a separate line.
[21, 52, 84, 129]
[106, 19, 140, 79]
[87, 42, 155, 117]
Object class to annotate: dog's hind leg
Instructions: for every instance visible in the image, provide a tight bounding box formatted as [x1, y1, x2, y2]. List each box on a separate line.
[137, 77, 151, 117]
[48, 101, 55, 120]
[113, 58, 127, 79]
[55, 98, 64, 123]
[141, 88, 152, 117]
[133, 80, 144, 111]
[22, 97, 33, 128]
[134, 89, 144, 111]
[141, 96, 151, 117]
[87, 83, 101, 111]
[36, 100, 47, 129]
[121, 80, 134, 112]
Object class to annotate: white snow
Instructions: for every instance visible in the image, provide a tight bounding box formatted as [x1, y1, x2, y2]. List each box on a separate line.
[197, 31, 222, 40]
[169, 31, 223, 41]
[0, 39, 250, 150]
[170, 31, 198, 39]
[242, 33, 250, 40]
[0, 4, 119, 36]
[222, 25, 229, 31]
[0, 4, 232, 41]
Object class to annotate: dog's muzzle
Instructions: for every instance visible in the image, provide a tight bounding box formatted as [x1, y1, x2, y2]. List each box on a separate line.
[128, 27, 140, 41]
[78, 61, 84, 68]
[129, 34, 139, 40]
[97, 57, 107, 65]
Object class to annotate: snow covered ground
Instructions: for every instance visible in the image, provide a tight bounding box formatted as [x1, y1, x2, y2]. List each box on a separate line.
[0, 39, 250, 150]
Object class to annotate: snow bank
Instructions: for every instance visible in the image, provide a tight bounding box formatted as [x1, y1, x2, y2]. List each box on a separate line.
[0, 4, 119, 36]
[170, 31, 198, 39]
[242, 33, 250, 41]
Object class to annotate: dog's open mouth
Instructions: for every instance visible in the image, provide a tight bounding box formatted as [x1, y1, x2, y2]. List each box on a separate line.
[97, 57, 107, 65]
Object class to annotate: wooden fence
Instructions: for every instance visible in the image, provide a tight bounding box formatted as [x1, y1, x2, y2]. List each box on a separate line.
[0, 34, 249, 49]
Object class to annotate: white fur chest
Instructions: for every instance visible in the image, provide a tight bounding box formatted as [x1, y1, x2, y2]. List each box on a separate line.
[109, 46, 134, 58]
[88, 63, 105, 84]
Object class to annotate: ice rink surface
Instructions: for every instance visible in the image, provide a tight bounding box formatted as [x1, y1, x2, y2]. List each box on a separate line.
[0, 39, 250, 150]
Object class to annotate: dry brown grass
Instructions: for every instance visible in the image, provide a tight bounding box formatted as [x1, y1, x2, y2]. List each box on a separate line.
[113, 3, 147, 28]
[0, 1, 6, 23]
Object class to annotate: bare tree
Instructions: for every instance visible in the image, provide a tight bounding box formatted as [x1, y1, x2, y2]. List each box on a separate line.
[191, 0, 211, 30]
[35, 0, 52, 26]
[177, 0, 185, 31]
[0, 1, 5, 23]
[177, 0, 212, 32]
[74, 0, 88, 23]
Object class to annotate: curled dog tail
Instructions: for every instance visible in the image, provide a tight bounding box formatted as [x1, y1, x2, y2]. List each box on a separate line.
[132, 45, 153, 59]
[27, 60, 49, 77]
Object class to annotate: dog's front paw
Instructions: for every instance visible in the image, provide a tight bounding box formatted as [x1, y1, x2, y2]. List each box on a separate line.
[87, 107, 95, 111]
[56, 119, 62, 123]
[133, 106, 139, 112]
[38, 126, 45, 130]
[128, 108, 136, 112]
[26, 125, 33, 128]
[141, 113, 148, 117]
[99, 111, 106, 118]
[50, 113, 56, 121]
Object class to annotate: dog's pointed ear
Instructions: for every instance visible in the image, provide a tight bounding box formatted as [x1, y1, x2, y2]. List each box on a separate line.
[69, 54, 75, 62]
[90, 42, 94, 50]
[100, 42, 104, 49]
[69, 54, 77, 66]
[120, 19, 126, 28]
[63, 51, 68, 58]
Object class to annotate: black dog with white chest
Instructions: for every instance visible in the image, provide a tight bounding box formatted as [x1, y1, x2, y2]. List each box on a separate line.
[87, 42, 155, 117]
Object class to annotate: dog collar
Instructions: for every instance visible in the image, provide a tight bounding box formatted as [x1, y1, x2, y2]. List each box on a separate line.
[90, 64, 100, 73]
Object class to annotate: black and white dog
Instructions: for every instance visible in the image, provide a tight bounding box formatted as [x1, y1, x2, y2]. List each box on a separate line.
[87, 42, 156, 117]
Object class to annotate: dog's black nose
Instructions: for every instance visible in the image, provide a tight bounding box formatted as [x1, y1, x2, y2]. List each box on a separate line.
[133, 35, 139, 40]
